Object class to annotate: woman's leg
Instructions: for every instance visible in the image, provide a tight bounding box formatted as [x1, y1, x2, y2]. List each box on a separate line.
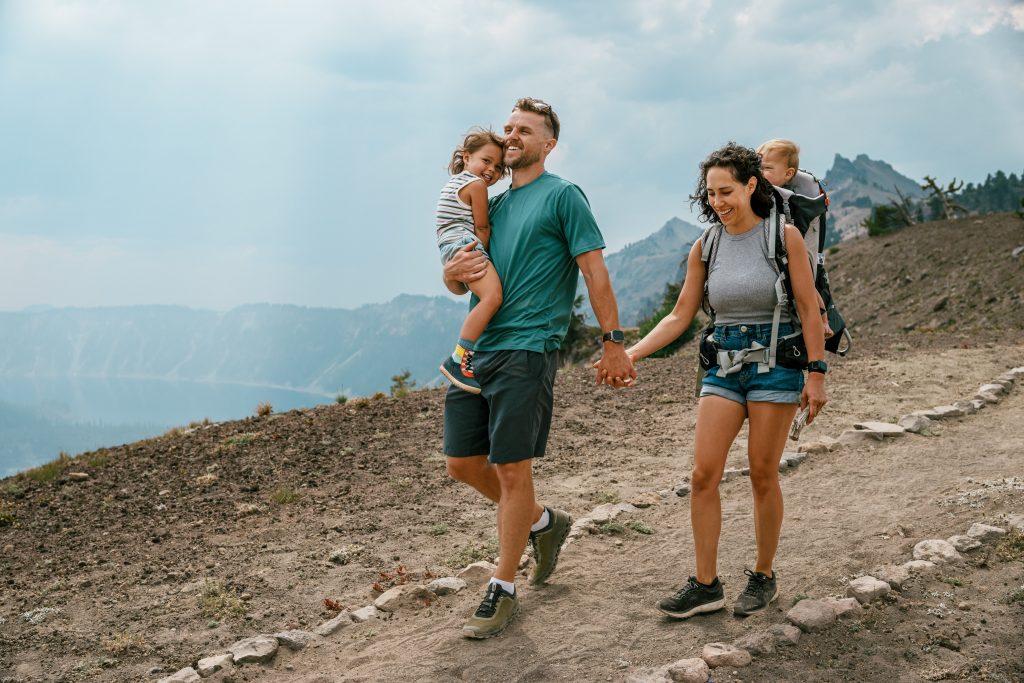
[460, 263, 502, 342]
[691, 395, 747, 583]
[745, 401, 798, 575]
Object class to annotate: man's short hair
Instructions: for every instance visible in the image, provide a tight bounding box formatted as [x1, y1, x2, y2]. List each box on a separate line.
[513, 97, 560, 141]
[757, 138, 800, 171]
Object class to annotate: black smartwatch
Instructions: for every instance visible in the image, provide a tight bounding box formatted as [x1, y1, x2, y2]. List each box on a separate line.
[601, 329, 625, 343]
[806, 360, 828, 374]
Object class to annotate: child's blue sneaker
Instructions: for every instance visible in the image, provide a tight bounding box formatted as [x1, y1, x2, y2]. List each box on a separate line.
[440, 352, 481, 394]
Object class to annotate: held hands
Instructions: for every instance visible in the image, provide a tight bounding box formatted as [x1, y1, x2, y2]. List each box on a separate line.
[592, 346, 637, 389]
[800, 372, 828, 424]
[443, 241, 488, 290]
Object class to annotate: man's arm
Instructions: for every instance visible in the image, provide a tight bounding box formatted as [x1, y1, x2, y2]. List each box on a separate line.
[442, 241, 488, 295]
[576, 249, 636, 387]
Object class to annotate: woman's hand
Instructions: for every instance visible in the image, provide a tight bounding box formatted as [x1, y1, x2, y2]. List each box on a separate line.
[801, 372, 828, 424]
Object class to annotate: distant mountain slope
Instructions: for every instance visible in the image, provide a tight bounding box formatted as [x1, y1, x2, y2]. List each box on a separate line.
[0, 295, 466, 397]
[823, 153, 926, 243]
[578, 217, 703, 326]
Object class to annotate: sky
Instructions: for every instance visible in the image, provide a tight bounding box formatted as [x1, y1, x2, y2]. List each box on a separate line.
[0, 0, 1022, 311]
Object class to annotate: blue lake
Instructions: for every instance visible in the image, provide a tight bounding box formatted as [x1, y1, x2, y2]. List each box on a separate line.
[0, 377, 336, 477]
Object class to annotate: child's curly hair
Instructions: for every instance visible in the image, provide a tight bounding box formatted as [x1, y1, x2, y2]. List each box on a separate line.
[689, 142, 775, 224]
[448, 127, 509, 177]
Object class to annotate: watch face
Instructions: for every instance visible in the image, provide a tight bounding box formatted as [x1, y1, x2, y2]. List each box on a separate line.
[605, 330, 624, 343]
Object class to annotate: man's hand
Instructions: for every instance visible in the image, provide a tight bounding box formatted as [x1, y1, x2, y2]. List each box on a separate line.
[592, 343, 637, 389]
[443, 242, 488, 294]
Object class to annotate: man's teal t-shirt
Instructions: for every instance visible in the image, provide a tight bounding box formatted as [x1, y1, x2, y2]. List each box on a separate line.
[471, 172, 605, 353]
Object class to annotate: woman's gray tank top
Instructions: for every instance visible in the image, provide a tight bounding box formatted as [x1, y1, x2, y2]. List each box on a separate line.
[706, 220, 792, 326]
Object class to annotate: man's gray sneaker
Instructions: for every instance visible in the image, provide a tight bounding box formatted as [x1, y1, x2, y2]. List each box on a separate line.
[528, 507, 571, 585]
[657, 576, 725, 619]
[733, 569, 777, 616]
[462, 583, 519, 639]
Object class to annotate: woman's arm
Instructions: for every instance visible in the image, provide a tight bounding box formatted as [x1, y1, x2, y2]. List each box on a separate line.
[459, 180, 491, 251]
[626, 240, 706, 362]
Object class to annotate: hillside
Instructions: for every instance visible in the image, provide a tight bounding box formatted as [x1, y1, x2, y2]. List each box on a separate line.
[1, 213, 1023, 683]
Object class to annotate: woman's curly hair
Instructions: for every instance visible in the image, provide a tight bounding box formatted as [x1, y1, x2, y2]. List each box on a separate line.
[689, 142, 775, 224]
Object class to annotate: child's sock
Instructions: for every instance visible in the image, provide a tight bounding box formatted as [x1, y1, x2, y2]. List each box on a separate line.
[451, 338, 476, 363]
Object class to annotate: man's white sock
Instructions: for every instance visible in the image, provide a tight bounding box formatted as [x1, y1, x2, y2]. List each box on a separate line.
[489, 577, 515, 595]
[530, 507, 550, 533]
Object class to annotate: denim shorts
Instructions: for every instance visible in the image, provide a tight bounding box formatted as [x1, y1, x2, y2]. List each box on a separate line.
[439, 232, 490, 265]
[700, 322, 804, 405]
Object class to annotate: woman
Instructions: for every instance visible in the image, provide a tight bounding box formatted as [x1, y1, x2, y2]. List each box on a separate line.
[606, 142, 827, 618]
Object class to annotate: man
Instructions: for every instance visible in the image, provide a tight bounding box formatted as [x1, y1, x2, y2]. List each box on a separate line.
[442, 97, 635, 639]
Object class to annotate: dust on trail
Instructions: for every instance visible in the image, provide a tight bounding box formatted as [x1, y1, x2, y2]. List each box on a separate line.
[238, 342, 1024, 683]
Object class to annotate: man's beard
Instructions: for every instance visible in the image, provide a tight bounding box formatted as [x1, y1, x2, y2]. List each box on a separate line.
[505, 147, 541, 169]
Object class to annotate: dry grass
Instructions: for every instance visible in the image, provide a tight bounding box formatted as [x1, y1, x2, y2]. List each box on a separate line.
[100, 631, 147, 655]
[0, 500, 15, 527]
[995, 529, 1024, 562]
[270, 486, 299, 505]
[199, 580, 246, 620]
[256, 401, 273, 417]
[22, 452, 70, 483]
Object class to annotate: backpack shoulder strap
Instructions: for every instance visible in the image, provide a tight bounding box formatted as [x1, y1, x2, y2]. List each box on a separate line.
[699, 224, 723, 320]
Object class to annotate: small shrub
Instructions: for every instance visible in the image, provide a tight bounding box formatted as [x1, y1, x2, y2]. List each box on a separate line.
[429, 523, 449, 536]
[271, 487, 299, 505]
[1008, 585, 1024, 604]
[371, 392, 386, 401]
[0, 500, 15, 527]
[218, 432, 259, 451]
[995, 529, 1024, 562]
[598, 521, 626, 535]
[390, 370, 416, 398]
[626, 520, 654, 535]
[256, 402, 273, 417]
[593, 491, 620, 504]
[23, 452, 71, 483]
[335, 394, 348, 404]
[101, 632, 147, 654]
[199, 580, 246, 620]
[1, 482, 25, 499]
[791, 593, 809, 606]
[164, 427, 184, 438]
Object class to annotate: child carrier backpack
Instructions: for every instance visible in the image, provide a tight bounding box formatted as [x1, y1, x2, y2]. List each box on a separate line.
[696, 171, 852, 387]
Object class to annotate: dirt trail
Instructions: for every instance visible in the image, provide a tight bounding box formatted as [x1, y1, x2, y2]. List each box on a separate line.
[231, 341, 1024, 683]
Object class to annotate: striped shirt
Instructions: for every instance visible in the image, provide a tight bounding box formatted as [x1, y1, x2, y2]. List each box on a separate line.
[436, 171, 484, 248]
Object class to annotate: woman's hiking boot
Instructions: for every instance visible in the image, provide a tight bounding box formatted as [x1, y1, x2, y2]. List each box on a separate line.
[733, 569, 777, 616]
[462, 583, 519, 639]
[528, 507, 572, 585]
[657, 576, 725, 619]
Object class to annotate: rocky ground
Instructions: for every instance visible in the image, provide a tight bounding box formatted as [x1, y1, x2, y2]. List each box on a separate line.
[1, 213, 1023, 683]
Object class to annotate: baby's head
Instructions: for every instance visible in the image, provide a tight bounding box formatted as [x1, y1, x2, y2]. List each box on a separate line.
[448, 128, 507, 186]
[757, 139, 800, 187]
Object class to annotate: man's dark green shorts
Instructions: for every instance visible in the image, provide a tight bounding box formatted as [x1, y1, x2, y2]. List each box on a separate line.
[443, 349, 558, 464]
